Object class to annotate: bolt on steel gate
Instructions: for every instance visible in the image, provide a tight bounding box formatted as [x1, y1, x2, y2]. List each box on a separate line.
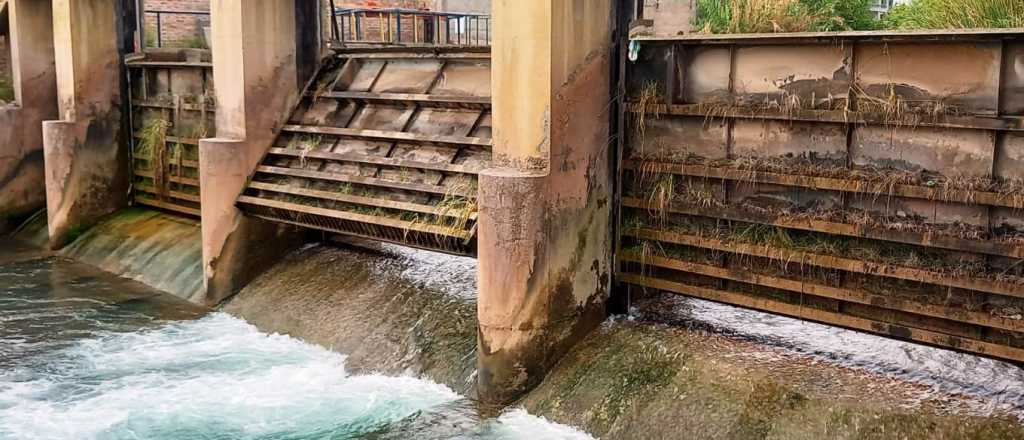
[617, 29, 1024, 363]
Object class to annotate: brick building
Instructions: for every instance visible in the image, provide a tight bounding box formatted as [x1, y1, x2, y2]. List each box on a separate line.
[142, 0, 211, 48]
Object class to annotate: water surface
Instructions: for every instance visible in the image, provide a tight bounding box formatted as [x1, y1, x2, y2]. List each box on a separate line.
[0, 253, 590, 440]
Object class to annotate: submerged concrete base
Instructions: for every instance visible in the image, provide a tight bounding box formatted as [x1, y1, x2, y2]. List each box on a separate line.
[199, 138, 304, 306]
[43, 119, 127, 249]
[199, 0, 311, 304]
[476, 169, 610, 404]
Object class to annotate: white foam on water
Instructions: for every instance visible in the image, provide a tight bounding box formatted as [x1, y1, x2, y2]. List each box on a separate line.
[378, 243, 478, 299]
[0, 312, 592, 440]
[485, 409, 595, 440]
[670, 296, 1024, 416]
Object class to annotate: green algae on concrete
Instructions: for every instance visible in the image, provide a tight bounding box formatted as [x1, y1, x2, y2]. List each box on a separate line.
[59, 208, 204, 304]
[520, 320, 1024, 440]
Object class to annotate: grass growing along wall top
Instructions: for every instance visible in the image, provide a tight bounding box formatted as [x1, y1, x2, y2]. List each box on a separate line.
[693, 0, 1024, 34]
[693, 0, 877, 33]
[0, 74, 12, 103]
[883, 0, 1024, 30]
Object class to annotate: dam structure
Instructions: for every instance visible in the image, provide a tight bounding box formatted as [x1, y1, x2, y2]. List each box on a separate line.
[3, 0, 1024, 421]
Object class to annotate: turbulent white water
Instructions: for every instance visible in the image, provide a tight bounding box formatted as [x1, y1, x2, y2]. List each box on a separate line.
[0, 257, 591, 440]
[637, 295, 1024, 417]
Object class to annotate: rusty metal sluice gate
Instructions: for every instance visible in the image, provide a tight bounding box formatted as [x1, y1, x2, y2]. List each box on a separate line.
[127, 49, 215, 218]
[617, 29, 1024, 363]
[237, 47, 491, 256]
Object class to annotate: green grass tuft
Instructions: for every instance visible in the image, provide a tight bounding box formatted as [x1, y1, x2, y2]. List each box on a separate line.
[693, 0, 1023, 34]
[883, 0, 1024, 29]
[693, 0, 877, 34]
[0, 74, 13, 103]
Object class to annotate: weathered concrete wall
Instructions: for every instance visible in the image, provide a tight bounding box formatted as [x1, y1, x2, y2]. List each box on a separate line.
[43, 0, 128, 249]
[0, 0, 57, 232]
[477, 0, 614, 405]
[638, 0, 696, 36]
[199, 0, 310, 305]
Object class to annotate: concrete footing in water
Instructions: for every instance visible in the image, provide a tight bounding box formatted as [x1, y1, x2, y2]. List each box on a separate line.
[475, 0, 615, 405]
[198, 0, 310, 306]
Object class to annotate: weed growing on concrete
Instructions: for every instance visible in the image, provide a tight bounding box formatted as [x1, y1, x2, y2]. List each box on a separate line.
[883, 0, 1024, 29]
[694, 0, 877, 34]
[136, 118, 171, 164]
[631, 81, 663, 156]
[0, 74, 13, 103]
[288, 134, 322, 168]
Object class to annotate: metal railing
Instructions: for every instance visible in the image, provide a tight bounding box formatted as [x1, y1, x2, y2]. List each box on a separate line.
[145, 9, 211, 48]
[331, 7, 490, 46]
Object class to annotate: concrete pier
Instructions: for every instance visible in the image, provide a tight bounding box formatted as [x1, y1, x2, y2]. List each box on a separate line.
[476, 0, 615, 404]
[42, 0, 126, 249]
[199, 0, 309, 305]
[0, 0, 57, 230]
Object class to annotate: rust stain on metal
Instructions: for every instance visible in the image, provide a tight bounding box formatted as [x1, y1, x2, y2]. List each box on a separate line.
[619, 32, 1024, 364]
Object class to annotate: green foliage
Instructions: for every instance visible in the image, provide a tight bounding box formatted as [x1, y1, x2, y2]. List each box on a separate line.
[178, 35, 209, 49]
[694, 0, 1024, 34]
[693, 0, 877, 34]
[883, 0, 1024, 29]
[0, 74, 13, 103]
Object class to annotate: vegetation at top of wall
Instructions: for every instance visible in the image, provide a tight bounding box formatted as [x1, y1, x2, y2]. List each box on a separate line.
[882, 0, 1024, 29]
[0, 74, 13, 103]
[693, 0, 1024, 33]
[693, 0, 877, 34]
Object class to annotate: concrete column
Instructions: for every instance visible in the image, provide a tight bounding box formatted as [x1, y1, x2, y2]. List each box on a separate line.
[42, 0, 127, 249]
[477, 0, 614, 404]
[200, 0, 308, 305]
[0, 0, 57, 231]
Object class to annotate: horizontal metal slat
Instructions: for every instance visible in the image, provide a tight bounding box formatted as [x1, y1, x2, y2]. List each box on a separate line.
[630, 103, 1024, 132]
[134, 170, 200, 187]
[317, 91, 490, 109]
[625, 227, 1024, 299]
[267, 148, 482, 174]
[134, 197, 201, 217]
[254, 166, 472, 197]
[620, 252, 1024, 333]
[280, 125, 491, 148]
[623, 160, 1024, 210]
[237, 195, 472, 240]
[134, 185, 201, 203]
[249, 181, 477, 220]
[618, 273, 1024, 363]
[622, 197, 1024, 259]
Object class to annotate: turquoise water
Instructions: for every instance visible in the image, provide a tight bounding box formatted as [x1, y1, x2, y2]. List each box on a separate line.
[0, 256, 591, 440]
